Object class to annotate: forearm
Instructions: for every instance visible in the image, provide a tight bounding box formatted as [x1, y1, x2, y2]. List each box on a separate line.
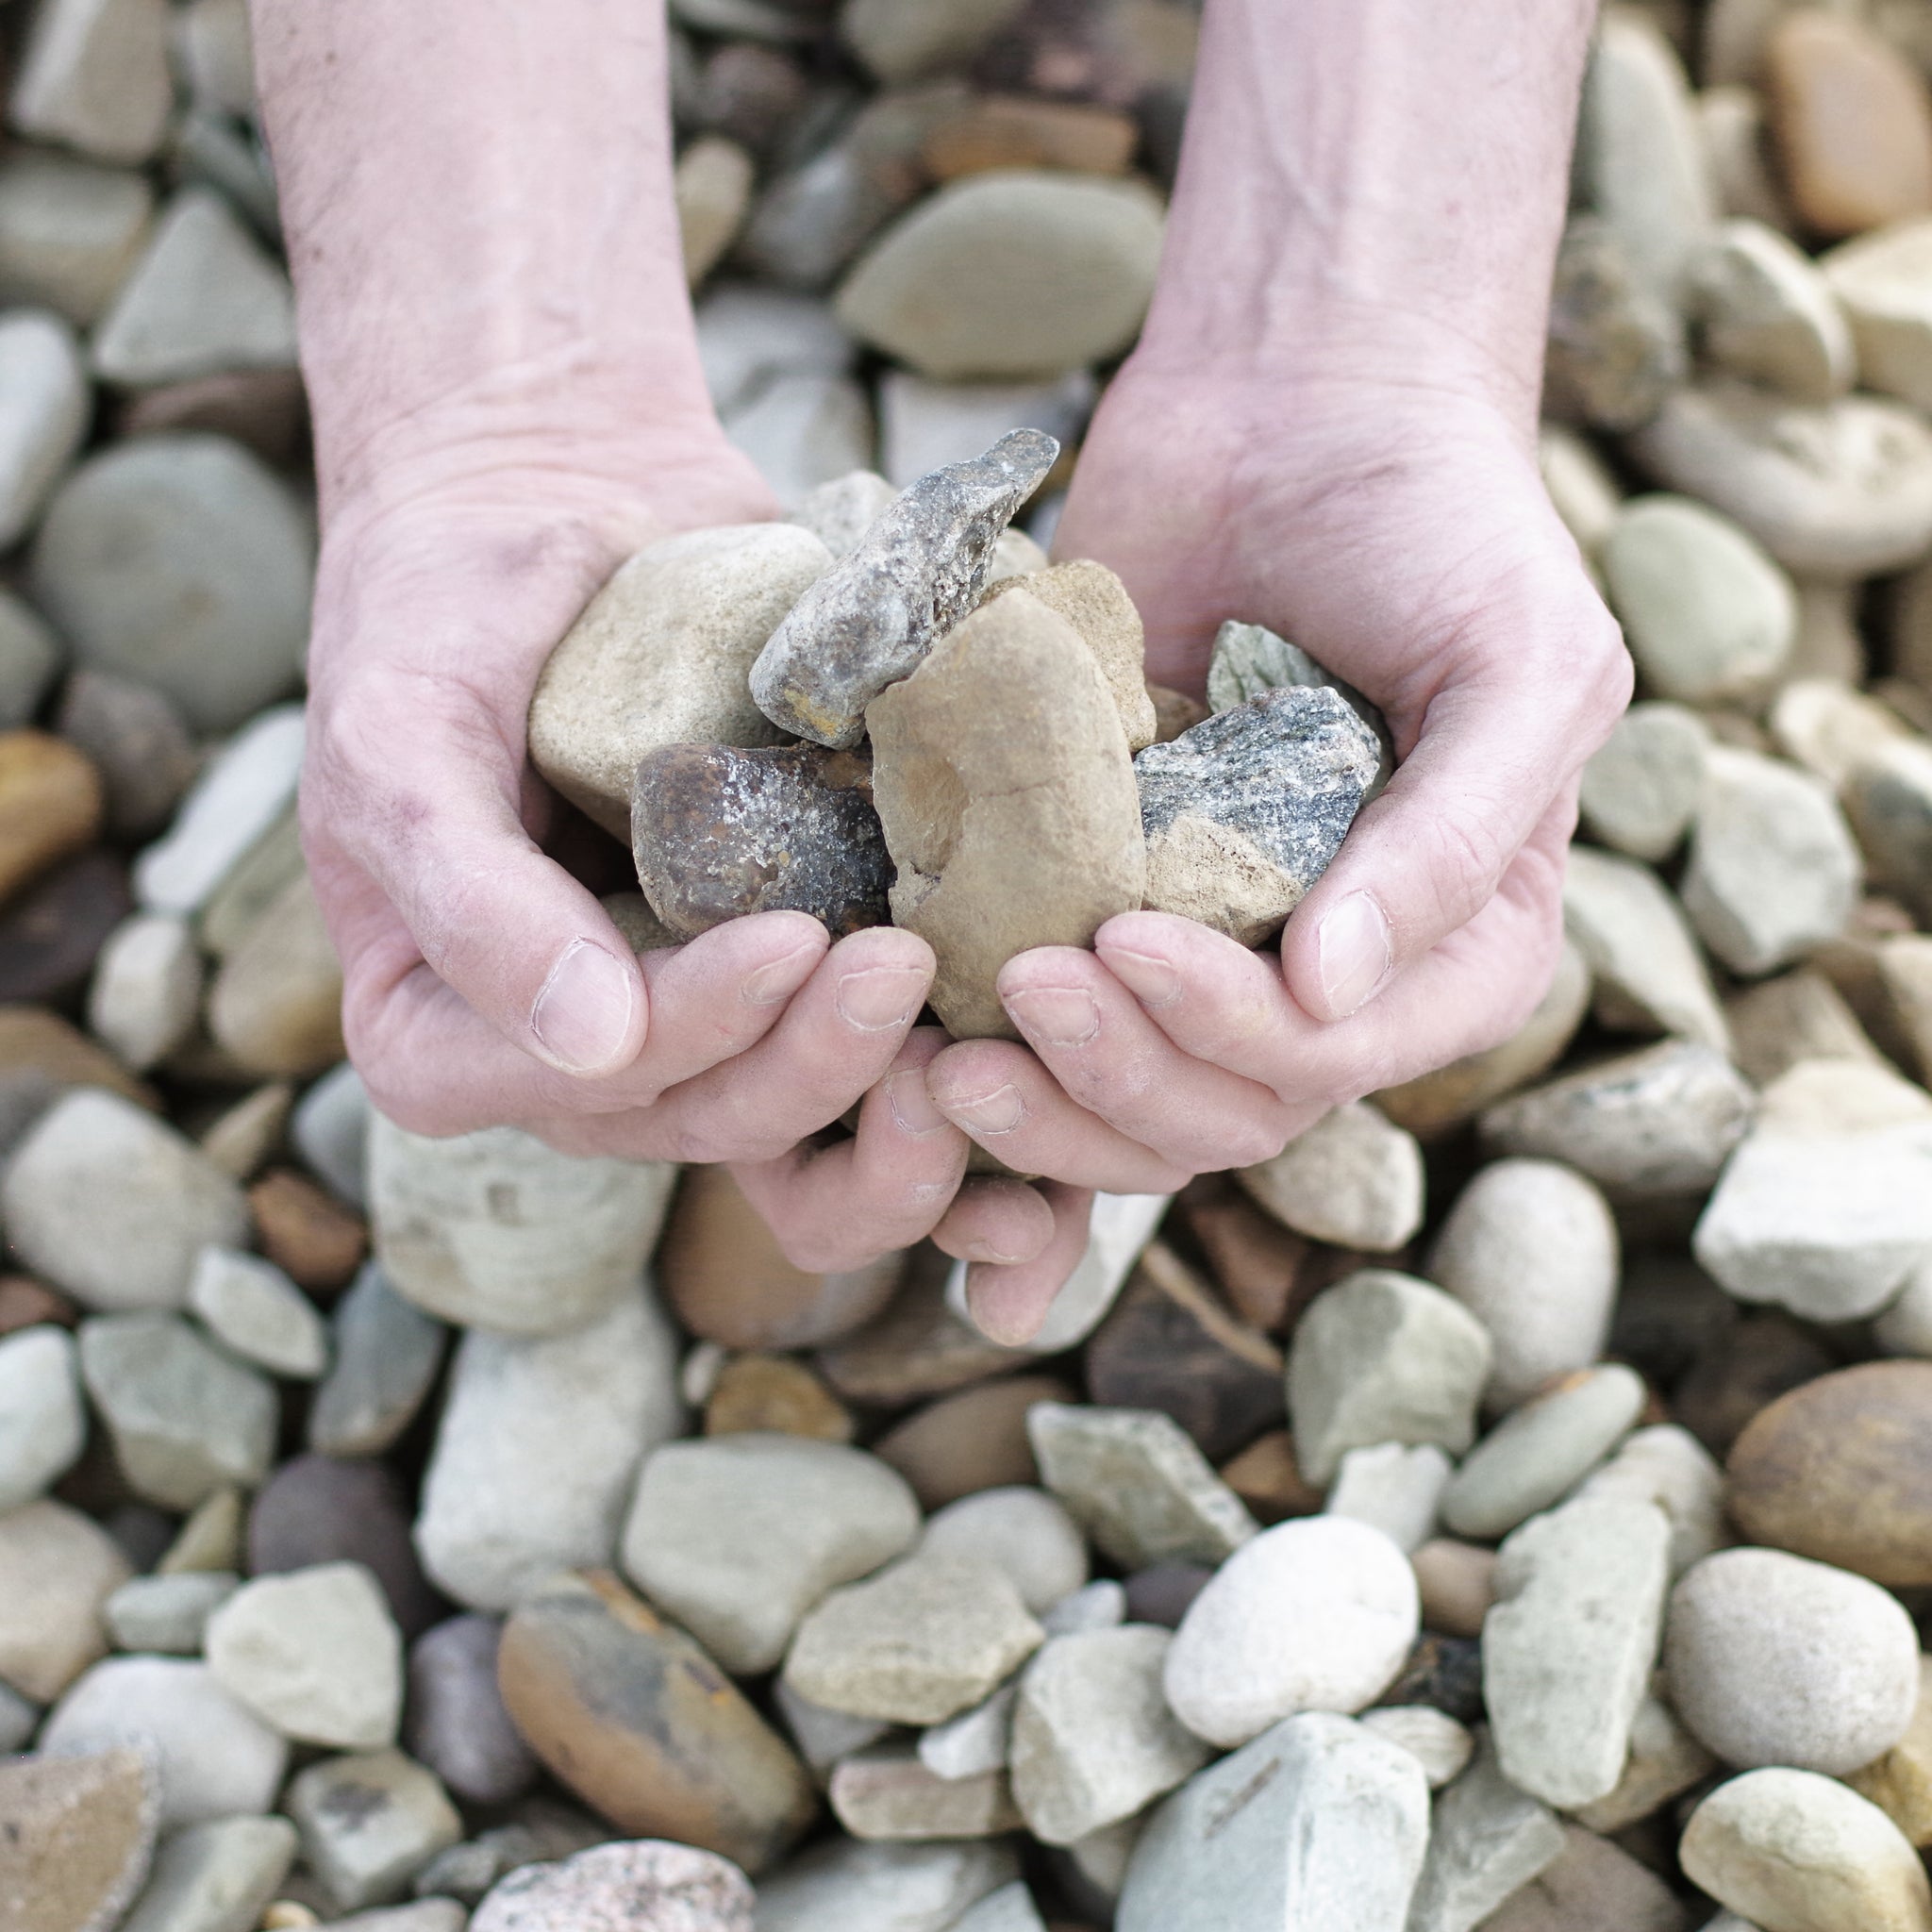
[253, 0, 710, 520]
[1140, 0, 1597, 423]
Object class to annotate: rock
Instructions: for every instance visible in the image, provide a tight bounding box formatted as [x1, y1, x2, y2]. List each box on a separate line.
[469, 1840, 755, 1932]
[0, 152, 153, 325]
[0, 1749, 158, 1932]
[993, 1189, 1175, 1357]
[408, 1807, 608, 1910]
[406, 1616, 536, 1810]
[1287, 1269, 1491, 1487]
[369, 1115, 675, 1337]
[696, 282, 853, 420]
[1604, 496, 1795, 705]
[1483, 1497, 1671, 1808]
[286, 1751, 462, 1914]
[206, 870, 345, 1079]
[754, 1840, 1018, 1932]
[9, 0, 173, 164]
[1562, 845, 1730, 1054]
[1404, 1738, 1566, 1932]
[979, 558, 1156, 750]
[0, 1497, 131, 1697]
[630, 741, 891, 940]
[1202, 625, 1392, 782]
[676, 135, 754, 288]
[1572, 1690, 1718, 1833]
[42, 1656, 288, 1826]
[1695, 218, 1856, 403]
[248, 1168, 367, 1293]
[1028, 1403, 1257, 1570]
[414, 1280, 683, 1612]
[1162, 1516, 1418, 1749]
[1727, 966, 1882, 1087]
[308, 1264, 447, 1459]
[0, 312, 86, 550]
[1235, 1108, 1419, 1255]
[1356, 1707, 1474, 1790]
[1766, 9, 1932, 238]
[525, 523, 830, 838]
[0, 590, 59, 732]
[784, 1551, 1042, 1724]
[1477, 1824, 1691, 1932]
[828, 1745, 1020, 1840]
[3, 1090, 249, 1312]
[949, 1884, 1047, 1932]
[873, 1374, 1070, 1508]
[1682, 1767, 1932, 1932]
[705, 1353, 853, 1442]
[186, 1245, 326, 1380]
[87, 911, 201, 1072]
[104, 1570, 237, 1653]
[791, 467, 898, 555]
[919, 1486, 1087, 1615]
[1577, 702, 1709, 862]
[1850, 1655, 1932, 1846]
[841, 0, 1024, 84]
[774, 1679, 894, 1779]
[55, 669, 196, 841]
[0, 847, 129, 1005]
[1543, 216, 1687, 430]
[1628, 380, 1932, 580]
[722, 369, 874, 509]
[1410, 1541, 1497, 1641]
[867, 585, 1141, 1036]
[1821, 217, 1932, 414]
[174, 0, 255, 117]
[158, 1487, 244, 1577]
[1574, 1424, 1728, 1574]
[0, 739, 99, 927]
[919, 1678, 1016, 1779]
[752, 428, 1056, 748]
[1441, 1365, 1648, 1540]
[290, 1061, 370, 1207]
[0, 1323, 85, 1510]
[79, 1312, 276, 1508]
[1117, 1712, 1430, 1932]
[1539, 424, 1622, 556]
[876, 371, 1091, 492]
[120, 1814, 298, 1932]
[1324, 1442, 1451, 1554]
[835, 172, 1163, 379]
[1427, 1158, 1620, 1410]
[621, 1433, 921, 1674]
[1846, 739, 1932, 924]
[816, 1259, 1031, 1406]
[497, 1570, 814, 1874]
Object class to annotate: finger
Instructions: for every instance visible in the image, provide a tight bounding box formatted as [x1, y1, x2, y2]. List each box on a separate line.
[929, 1176, 1058, 1267]
[959, 1183, 1096, 1346]
[723, 1029, 971, 1272]
[924, 1035, 1199, 1191]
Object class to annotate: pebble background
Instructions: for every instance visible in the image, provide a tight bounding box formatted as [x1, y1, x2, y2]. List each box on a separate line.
[2, 1, 1932, 1930]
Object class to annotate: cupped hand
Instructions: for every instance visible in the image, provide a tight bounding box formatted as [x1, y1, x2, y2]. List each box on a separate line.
[923, 362, 1633, 1336]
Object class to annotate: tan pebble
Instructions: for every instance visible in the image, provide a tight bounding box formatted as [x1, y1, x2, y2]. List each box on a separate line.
[706, 1354, 855, 1442]
[924, 95, 1138, 180]
[0, 730, 101, 905]
[248, 1166, 367, 1293]
[1410, 1539, 1498, 1640]
[207, 871, 344, 1079]
[872, 1373, 1074, 1508]
[1218, 1429, 1324, 1525]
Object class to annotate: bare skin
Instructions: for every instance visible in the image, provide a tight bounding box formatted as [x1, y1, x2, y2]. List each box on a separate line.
[256, 0, 1629, 1340]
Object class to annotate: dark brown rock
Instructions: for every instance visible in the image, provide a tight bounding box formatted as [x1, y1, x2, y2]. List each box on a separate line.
[1672, 1308, 1836, 1457]
[118, 367, 309, 467]
[1377, 1633, 1486, 1725]
[0, 1274, 76, 1335]
[1174, 1176, 1311, 1334]
[871, 1372, 1075, 1508]
[0, 849, 129, 1004]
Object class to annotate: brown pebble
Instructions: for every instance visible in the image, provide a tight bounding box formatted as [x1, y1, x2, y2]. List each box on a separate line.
[0, 731, 102, 907]
[1410, 1539, 1499, 1641]
[1728, 1359, 1932, 1586]
[1672, 1308, 1836, 1457]
[1174, 1174, 1310, 1333]
[249, 1167, 368, 1293]
[0, 1274, 75, 1334]
[0, 849, 131, 1003]
[1146, 681, 1208, 744]
[816, 1255, 1030, 1406]
[705, 1354, 855, 1443]
[0, 1003, 153, 1108]
[924, 95, 1140, 180]
[1218, 1429, 1324, 1526]
[872, 1373, 1075, 1509]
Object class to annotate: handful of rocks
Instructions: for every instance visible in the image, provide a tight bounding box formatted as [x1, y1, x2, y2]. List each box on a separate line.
[529, 430, 1387, 1038]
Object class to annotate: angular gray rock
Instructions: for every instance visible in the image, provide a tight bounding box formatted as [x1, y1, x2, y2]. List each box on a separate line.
[1206, 623, 1392, 776]
[1405, 1737, 1567, 1932]
[308, 1263, 448, 1459]
[751, 428, 1058, 747]
[286, 1749, 463, 1913]
[118, 1814, 297, 1932]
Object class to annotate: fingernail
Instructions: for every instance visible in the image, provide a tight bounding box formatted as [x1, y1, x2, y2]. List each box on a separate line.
[886, 1070, 949, 1137]
[530, 939, 636, 1074]
[1317, 891, 1393, 1018]
[1004, 986, 1100, 1048]
[1103, 947, 1181, 1008]
[741, 941, 820, 1006]
[941, 1082, 1026, 1135]
[837, 965, 929, 1032]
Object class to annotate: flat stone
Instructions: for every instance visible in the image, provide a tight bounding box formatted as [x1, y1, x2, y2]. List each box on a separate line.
[754, 1840, 1018, 1932]
[2, 1090, 248, 1312]
[1027, 1402, 1257, 1570]
[1696, 217, 1856, 403]
[469, 1840, 754, 1932]
[406, 1615, 535, 1810]
[774, 1678, 895, 1779]
[1357, 1707, 1474, 1790]
[1822, 217, 1932, 414]
[1571, 1690, 1718, 1833]
[1288, 1269, 1491, 1486]
[1573, 1424, 1728, 1574]
[104, 1569, 236, 1653]
[867, 584, 1142, 1038]
[1476, 1824, 1692, 1932]
[0, 152, 152, 325]
[187, 1245, 326, 1380]
[55, 668, 195, 841]
[0, 1496, 130, 1698]
[873, 1374, 1071, 1509]
[308, 1264, 447, 1459]
[1324, 1442, 1450, 1554]
[1404, 1737, 1566, 1932]
[621, 1433, 921, 1674]
[9, 0, 173, 165]
[369, 1114, 676, 1337]
[1544, 216, 1688, 428]
[526, 523, 830, 836]
[1773, 674, 1909, 789]
[0, 1748, 158, 1932]
[1161, 1515, 1416, 1749]
[918, 1485, 1087, 1615]
[0, 1322, 85, 1511]
[1117, 1712, 1429, 1932]
[414, 1280, 683, 1612]
[0, 848, 127, 1006]
[1427, 1158, 1620, 1410]
[286, 1750, 462, 1914]
[630, 741, 891, 940]
[498, 1570, 814, 1875]
[0, 589, 58, 733]
[120, 1814, 298, 1932]
[752, 428, 1056, 748]
[1682, 1767, 1932, 1932]
[835, 171, 1162, 379]
[42, 1657, 287, 1827]
[828, 1745, 1020, 1840]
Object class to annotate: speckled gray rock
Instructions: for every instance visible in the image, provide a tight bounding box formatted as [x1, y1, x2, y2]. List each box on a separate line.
[118, 1813, 297, 1932]
[630, 741, 891, 940]
[309, 1264, 448, 1459]
[1406, 1737, 1567, 1932]
[1134, 689, 1382, 945]
[0, 1322, 86, 1510]
[1117, 1713, 1429, 1932]
[104, 1570, 238, 1653]
[1240, 1103, 1425, 1252]
[469, 1840, 754, 1932]
[286, 1749, 462, 1913]
[1205, 622, 1392, 778]
[1577, 702, 1709, 861]
[754, 1839, 1019, 1932]
[751, 428, 1058, 747]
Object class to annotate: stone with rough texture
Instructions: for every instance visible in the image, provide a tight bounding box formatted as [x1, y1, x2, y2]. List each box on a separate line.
[1205, 622, 1393, 789]
[105, 1570, 237, 1654]
[371, 1115, 677, 1338]
[0, 1496, 130, 1698]
[309, 1264, 447, 1459]
[119, 1815, 297, 1932]
[1163, 1516, 1418, 1749]
[754, 1840, 1018, 1932]
[527, 523, 830, 836]
[630, 741, 891, 940]
[1009, 1624, 1210, 1845]
[1288, 1270, 1491, 1487]
[1428, 1158, 1620, 1410]
[2, 1089, 248, 1311]
[1578, 702, 1709, 861]
[1405, 1738, 1566, 1932]
[919, 1485, 1087, 1614]
[1666, 1545, 1921, 1774]
[469, 1840, 754, 1932]
[1117, 1713, 1429, 1932]
[753, 428, 1056, 748]
[0, 1322, 85, 1510]
[415, 1280, 683, 1612]
[1135, 689, 1382, 945]
[978, 558, 1156, 750]
[1240, 1103, 1424, 1253]
[10, 0, 173, 164]
[867, 585, 1143, 1038]
[286, 1750, 462, 1914]
[407, 1615, 537, 1809]
[0, 1749, 158, 1932]
[1682, 1768, 1932, 1932]
[621, 1433, 921, 1674]
[1484, 1497, 1672, 1807]
[498, 1571, 813, 1875]
[1697, 218, 1856, 403]
[187, 1245, 326, 1379]
[835, 172, 1163, 380]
